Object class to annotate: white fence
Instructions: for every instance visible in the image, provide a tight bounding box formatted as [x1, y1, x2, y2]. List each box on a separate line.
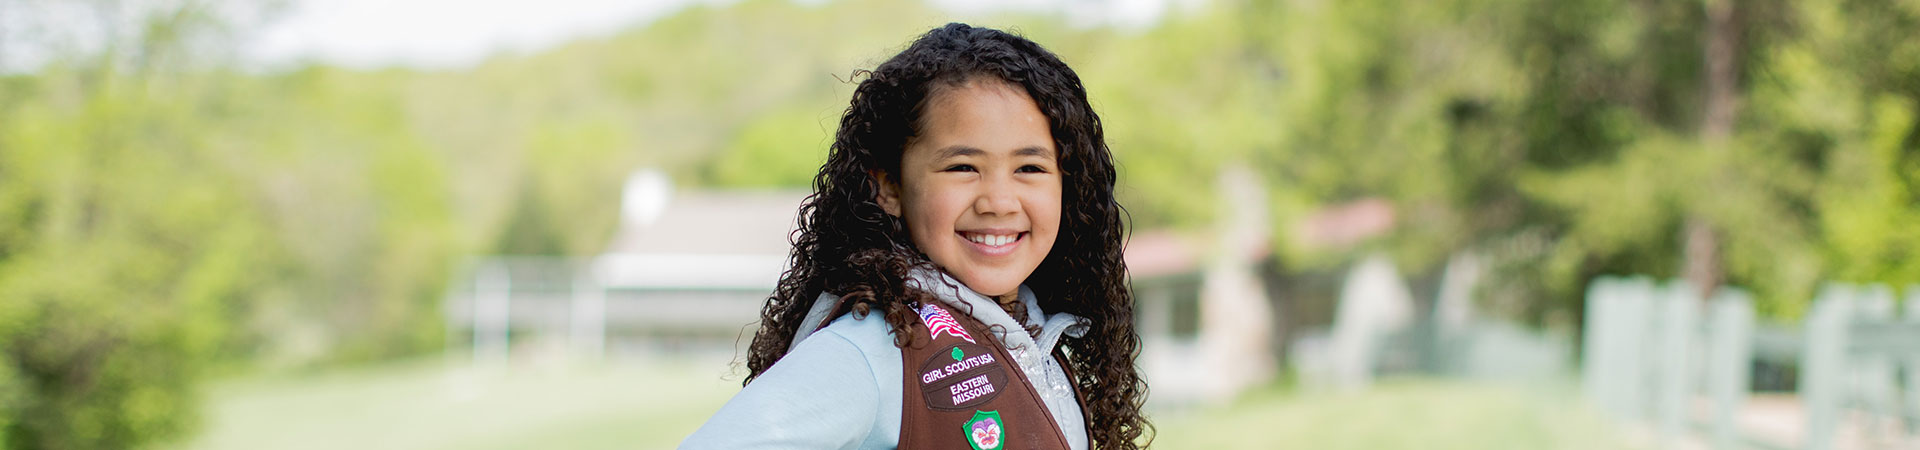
[444, 256, 773, 363]
[1583, 277, 1920, 449]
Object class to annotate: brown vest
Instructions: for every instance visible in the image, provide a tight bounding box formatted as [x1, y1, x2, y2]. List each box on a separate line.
[897, 302, 1087, 450]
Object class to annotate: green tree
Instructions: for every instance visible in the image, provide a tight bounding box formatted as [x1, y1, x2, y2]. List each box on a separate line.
[1231, 0, 1914, 322]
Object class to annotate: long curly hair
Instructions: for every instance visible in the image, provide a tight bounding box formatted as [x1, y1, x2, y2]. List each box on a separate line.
[741, 23, 1151, 449]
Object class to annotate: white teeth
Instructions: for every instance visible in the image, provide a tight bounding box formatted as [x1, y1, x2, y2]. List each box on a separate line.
[966, 233, 1018, 246]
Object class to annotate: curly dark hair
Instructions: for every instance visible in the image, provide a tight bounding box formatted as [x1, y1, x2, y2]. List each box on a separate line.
[740, 22, 1151, 449]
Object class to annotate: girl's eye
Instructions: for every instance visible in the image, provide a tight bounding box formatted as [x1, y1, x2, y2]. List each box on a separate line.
[1017, 164, 1049, 174]
[943, 164, 977, 172]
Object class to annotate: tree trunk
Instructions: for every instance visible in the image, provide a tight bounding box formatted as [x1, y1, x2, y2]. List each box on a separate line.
[1683, 217, 1722, 298]
[1686, 0, 1738, 300]
[1702, 0, 1738, 144]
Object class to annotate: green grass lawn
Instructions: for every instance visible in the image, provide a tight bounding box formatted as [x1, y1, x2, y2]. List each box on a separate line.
[176, 357, 1638, 449]
[1150, 380, 1644, 449]
[173, 356, 743, 450]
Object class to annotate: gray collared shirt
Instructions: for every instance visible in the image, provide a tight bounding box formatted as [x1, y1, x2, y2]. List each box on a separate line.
[681, 271, 1089, 450]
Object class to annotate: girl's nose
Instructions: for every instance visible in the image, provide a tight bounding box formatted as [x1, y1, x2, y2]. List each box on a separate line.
[974, 181, 1020, 216]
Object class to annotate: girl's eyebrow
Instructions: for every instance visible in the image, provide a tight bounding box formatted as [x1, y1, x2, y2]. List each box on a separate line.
[933, 146, 985, 160]
[1012, 146, 1053, 158]
[933, 145, 1054, 160]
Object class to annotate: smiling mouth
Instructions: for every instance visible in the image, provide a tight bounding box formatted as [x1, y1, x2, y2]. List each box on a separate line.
[959, 231, 1026, 248]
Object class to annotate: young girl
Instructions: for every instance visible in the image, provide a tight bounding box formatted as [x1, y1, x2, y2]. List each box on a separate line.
[682, 23, 1149, 450]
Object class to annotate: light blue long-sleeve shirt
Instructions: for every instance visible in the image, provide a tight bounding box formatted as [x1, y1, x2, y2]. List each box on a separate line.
[680, 272, 1089, 449]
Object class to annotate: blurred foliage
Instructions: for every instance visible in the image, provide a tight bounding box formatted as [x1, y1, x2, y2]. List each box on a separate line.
[1210, 0, 1918, 325]
[0, 2, 455, 448]
[1, 0, 1917, 447]
[703, 105, 836, 188]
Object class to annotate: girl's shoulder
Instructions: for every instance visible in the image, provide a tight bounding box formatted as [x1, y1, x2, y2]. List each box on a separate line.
[683, 310, 905, 449]
[809, 310, 904, 361]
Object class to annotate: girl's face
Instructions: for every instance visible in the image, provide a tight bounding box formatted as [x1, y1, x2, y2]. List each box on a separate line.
[878, 79, 1061, 299]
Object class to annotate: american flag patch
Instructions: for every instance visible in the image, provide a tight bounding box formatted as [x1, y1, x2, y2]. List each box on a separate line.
[918, 303, 976, 344]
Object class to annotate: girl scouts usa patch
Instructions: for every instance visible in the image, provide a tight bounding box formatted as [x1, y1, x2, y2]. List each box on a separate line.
[919, 343, 1008, 410]
[964, 410, 1004, 450]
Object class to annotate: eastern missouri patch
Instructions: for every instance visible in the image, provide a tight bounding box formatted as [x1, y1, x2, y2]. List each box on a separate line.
[918, 343, 1009, 410]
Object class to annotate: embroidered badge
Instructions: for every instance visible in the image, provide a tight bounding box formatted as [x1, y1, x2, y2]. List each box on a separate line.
[917, 303, 976, 344]
[964, 410, 1004, 450]
[920, 343, 1007, 410]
